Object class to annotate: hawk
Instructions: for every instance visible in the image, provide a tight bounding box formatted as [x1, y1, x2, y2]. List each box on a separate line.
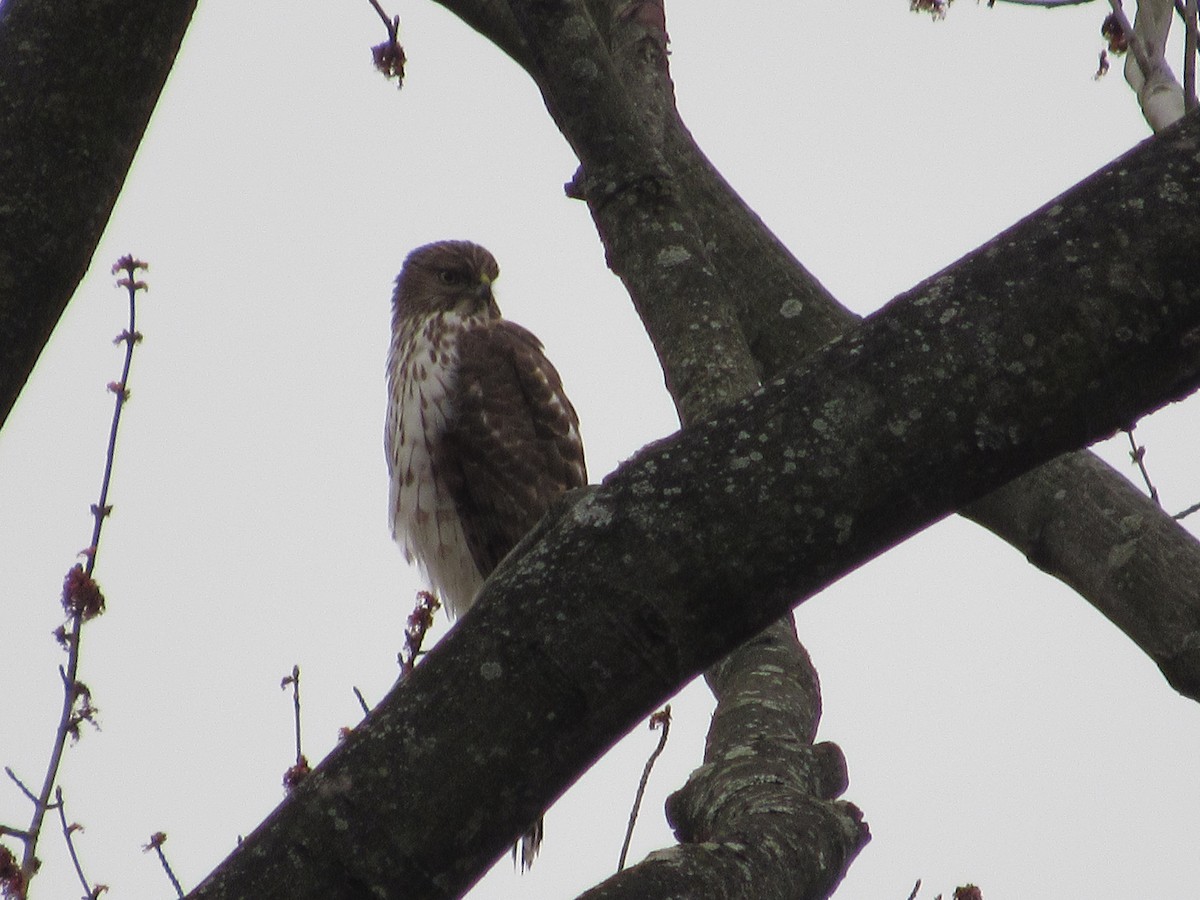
[384, 240, 586, 866]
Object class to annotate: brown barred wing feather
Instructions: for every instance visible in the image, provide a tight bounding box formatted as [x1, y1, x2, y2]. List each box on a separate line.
[438, 321, 586, 580]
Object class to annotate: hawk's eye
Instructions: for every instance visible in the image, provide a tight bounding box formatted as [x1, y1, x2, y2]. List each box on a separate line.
[438, 269, 467, 286]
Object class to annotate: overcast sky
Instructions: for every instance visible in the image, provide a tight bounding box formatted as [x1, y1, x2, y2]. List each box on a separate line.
[2, 2, 1199, 899]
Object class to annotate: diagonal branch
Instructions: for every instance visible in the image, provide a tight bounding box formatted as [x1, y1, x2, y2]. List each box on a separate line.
[0, 0, 198, 433]
[185, 113, 1200, 899]
[503, 0, 1200, 704]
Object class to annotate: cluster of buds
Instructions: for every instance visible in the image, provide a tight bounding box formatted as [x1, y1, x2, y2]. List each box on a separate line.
[1101, 12, 1129, 54]
[910, 0, 952, 20]
[398, 591, 441, 679]
[61, 564, 105, 621]
[0, 843, 25, 899]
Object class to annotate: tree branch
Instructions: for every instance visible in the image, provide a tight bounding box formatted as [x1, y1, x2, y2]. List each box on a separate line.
[186, 113, 1200, 899]
[571, 622, 867, 900]
[1120, 0, 1187, 131]
[0, 0, 198, 433]
[535, 3, 1200, 705]
[497, 8, 857, 896]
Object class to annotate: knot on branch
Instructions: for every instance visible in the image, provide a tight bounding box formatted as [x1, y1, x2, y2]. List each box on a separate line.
[567, 166, 674, 212]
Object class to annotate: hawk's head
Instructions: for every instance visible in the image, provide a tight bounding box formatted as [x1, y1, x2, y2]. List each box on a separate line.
[393, 240, 502, 321]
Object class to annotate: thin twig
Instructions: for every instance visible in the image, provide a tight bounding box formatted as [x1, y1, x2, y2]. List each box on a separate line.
[907, 879, 923, 900]
[284, 665, 303, 764]
[1174, 499, 1200, 520]
[143, 832, 184, 898]
[353, 686, 371, 716]
[280, 666, 310, 790]
[5, 768, 38, 806]
[54, 787, 95, 899]
[17, 257, 148, 892]
[1174, 0, 1200, 64]
[1125, 428, 1161, 505]
[367, 0, 397, 39]
[617, 705, 671, 872]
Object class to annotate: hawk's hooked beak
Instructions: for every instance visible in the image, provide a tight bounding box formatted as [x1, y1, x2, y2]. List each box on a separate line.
[472, 278, 499, 317]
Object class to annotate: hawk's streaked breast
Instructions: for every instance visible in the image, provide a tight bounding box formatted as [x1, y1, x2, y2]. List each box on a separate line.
[386, 311, 487, 619]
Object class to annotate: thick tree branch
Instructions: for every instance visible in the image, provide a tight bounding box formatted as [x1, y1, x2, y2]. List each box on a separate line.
[423, 6, 1200, 898]
[187, 115, 1200, 899]
[577, 621, 865, 900]
[0, 0, 198, 433]
[520, 3, 1200, 705]
[964, 450, 1200, 695]
[474, 8, 1200, 895]
[501, 8, 857, 897]
[505, 0, 759, 424]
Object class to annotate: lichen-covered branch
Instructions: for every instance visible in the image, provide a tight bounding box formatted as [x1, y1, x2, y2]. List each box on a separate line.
[570, 622, 867, 900]
[448, 1, 1200, 708]
[186, 114, 1200, 899]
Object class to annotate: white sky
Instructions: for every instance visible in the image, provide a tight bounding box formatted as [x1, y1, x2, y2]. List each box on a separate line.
[2, 2, 1198, 899]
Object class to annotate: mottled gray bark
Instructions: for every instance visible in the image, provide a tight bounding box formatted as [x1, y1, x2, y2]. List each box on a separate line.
[416, 4, 1200, 899]
[186, 107, 1200, 899]
[0, 0, 198, 430]
[964, 449, 1200, 696]
[574, 621, 865, 900]
[500, 6, 866, 898]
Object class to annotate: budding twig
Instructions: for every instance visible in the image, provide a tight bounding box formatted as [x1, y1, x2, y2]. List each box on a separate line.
[398, 591, 440, 680]
[7, 256, 149, 897]
[55, 787, 98, 899]
[281, 666, 310, 790]
[143, 832, 184, 898]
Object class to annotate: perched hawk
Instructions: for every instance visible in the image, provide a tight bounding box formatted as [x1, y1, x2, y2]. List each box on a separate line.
[384, 240, 586, 866]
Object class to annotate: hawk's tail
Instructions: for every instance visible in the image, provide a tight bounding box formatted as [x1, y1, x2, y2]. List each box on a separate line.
[512, 816, 544, 872]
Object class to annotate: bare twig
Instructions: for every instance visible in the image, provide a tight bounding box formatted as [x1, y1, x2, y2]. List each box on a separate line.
[281, 666, 310, 790]
[286, 665, 303, 764]
[907, 879, 923, 900]
[4, 769, 37, 806]
[143, 832, 184, 898]
[1174, 499, 1200, 520]
[13, 256, 148, 895]
[352, 686, 371, 717]
[276, 667, 312, 792]
[1125, 428, 1161, 505]
[616, 705, 672, 872]
[54, 787, 97, 899]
